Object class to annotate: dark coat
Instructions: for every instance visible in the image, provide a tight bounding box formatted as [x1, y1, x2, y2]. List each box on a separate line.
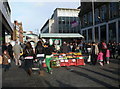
[35, 45, 45, 54]
[60, 44, 69, 53]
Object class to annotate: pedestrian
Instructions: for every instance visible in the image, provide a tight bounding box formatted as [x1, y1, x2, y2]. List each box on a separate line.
[91, 42, 99, 65]
[111, 42, 116, 59]
[60, 42, 69, 53]
[44, 43, 53, 74]
[97, 50, 103, 66]
[2, 50, 11, 71]
[35, 41, 45, 76]
[13, 41, 22, 67]
[106, 49, 110, 64]
[68, 43, 73, 52]
[23, 42, 34, 76]
[2, 43, 7, 53]
[72, 43, 77, 52]
[100, 41, 107, 64]
[116, 42, 120, 59]
[87, 43, 92, 63]
[7, 42, 14, 60]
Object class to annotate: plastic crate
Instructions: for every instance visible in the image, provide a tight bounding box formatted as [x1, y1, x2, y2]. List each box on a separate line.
[76, 59, 85, 66]
[68, 59, 77, 66]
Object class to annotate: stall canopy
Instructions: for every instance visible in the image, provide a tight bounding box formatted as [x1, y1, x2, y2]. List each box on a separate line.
[40, 33, 84, 38]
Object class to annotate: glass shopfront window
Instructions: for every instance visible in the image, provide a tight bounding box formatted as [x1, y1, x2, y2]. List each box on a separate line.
[109, 2, 118, 19]
[95, 27, 99, 42]
[95, 9, 100, 24]
[109, 22, 116, 42]
[100, 5, 107, 22]
[58, 17, 79, 33]
[100, 25, 106, 42]
[88, 28, 92, 42]
[88, 12, 92, 26]
[82, 30, 87, 41]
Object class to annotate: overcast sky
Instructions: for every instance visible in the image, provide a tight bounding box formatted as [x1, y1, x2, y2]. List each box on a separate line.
[9, 0, 80, 34]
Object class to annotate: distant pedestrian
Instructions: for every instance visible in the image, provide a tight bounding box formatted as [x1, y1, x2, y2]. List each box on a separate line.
[111, 43, 116, 59]
[7, 42, 14, 60]
[60, 42, 69, 53]
[91, 42, 99, 65]
[100, 41, 107, 64]
[116, 42, 120, 59]
[13, 41, 22, 67]
[97, 50, 103, 66]
[87, 43, 92, 63]
[2, 50, 11, 71]
[106, 49, 110, 64]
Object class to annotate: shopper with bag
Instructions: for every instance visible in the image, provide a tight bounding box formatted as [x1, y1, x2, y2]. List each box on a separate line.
[23, 42, 34, 76]
[35, 41, 45, 76]
[2, 50, 11, 72]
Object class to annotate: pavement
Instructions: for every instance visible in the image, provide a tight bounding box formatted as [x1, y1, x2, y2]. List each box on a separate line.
[2, 58, 120, 88]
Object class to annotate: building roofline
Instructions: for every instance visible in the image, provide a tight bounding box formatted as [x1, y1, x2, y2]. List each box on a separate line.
[40, 19, 49, 31]
[54, 8, 80, 12]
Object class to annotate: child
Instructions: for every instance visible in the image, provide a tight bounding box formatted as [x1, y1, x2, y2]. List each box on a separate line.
[97, 50, 103, 66]
[2, 50, 11, 72]
[106, 49, 110, 64]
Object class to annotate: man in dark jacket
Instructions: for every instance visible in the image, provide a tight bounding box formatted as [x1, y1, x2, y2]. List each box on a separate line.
[7, 42, 13, 60]
[60, 42, 69, 53]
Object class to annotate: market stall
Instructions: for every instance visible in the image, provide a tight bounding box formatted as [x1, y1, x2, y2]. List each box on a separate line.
[42, 52, 85, 68]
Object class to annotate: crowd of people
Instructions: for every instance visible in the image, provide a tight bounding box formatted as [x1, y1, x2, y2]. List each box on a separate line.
[1, 40, 120, 76]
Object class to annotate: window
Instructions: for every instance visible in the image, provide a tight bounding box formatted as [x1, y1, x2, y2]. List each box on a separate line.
[88, 29, 92, 42]
[82, 30, 86, 40]
[109, 22, 116, 42]
[100, 25, 106, 41]
[95, 9, 100, 24]
[109, 2, 118, 19]
[95, 27, 99, 42]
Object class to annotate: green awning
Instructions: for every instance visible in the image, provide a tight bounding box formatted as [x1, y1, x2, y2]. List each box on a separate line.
[40, 33, 84, 38]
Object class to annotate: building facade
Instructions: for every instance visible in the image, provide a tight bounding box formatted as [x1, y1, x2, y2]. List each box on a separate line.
[41, 8, 80, 33]
[23, 31, 38, 43]
[79, 2, 120, 43]
[0, 0, 13, 44]
[13, 20, 23, 43]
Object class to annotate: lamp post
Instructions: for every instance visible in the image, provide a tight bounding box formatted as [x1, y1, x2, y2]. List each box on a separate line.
[92, 0, 95, 42]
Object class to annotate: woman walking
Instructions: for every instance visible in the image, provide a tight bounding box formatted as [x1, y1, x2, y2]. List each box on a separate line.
[35, 41, 45, 76]
[23, 42, 34, 76]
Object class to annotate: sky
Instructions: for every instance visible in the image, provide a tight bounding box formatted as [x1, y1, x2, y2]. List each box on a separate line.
[9, 0, 80, 34]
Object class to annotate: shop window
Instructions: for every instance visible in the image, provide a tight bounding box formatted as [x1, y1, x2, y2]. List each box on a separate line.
[95, 27, 99, 42]
[88, 29, 92, 42]
[100, 25, 106, 42]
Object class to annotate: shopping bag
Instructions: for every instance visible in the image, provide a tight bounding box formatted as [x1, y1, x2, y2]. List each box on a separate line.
[87, 55, 91, 62]
[8, 59, 11, 63]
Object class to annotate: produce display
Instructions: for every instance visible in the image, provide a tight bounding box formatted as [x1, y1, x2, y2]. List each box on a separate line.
[42, 52, 85, 68]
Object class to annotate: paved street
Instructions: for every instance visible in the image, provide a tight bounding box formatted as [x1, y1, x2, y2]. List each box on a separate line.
[2, 59, 120, 88]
